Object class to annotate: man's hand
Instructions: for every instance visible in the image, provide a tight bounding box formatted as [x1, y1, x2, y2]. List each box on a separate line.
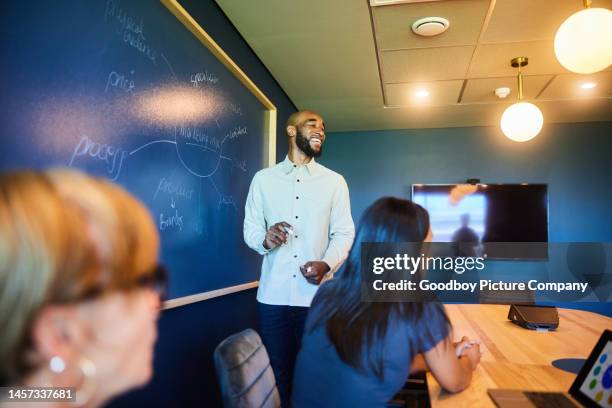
[300, 261, 330, 285]
[263, 222, 293, 250]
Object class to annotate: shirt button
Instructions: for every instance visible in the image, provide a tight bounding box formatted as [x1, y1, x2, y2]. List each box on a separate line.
[293, 165, 296, 168]
[294, 255, 297, 258]
[293, 274, 296, 278]
[297, 179, 300, 182]
[295, 215, 299, 219]
[295, 235, 298, 238]
[296, 196, 299, 199]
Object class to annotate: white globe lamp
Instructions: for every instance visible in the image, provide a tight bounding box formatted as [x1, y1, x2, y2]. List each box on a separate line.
[554, 1, 612, 74]
[500, 57, 544, 142]
[501, 102, 543, 142]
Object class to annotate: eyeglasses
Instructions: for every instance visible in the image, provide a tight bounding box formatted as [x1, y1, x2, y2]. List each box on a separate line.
[79, 264, 169, 303]
[136, 264, 168, 302]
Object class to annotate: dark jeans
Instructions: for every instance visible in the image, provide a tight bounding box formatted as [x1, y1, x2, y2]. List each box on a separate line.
[257, 302, 309, 408]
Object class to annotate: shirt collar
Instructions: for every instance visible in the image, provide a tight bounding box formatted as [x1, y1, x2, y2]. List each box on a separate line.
[280, 155, 319, 175]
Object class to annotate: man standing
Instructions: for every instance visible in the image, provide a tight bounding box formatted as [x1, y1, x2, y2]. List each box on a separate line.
[452, 213, 480, 257]
[244, 110, 355, 406]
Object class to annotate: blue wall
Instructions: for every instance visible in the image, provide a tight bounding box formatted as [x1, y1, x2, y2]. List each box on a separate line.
[320, 122, 612, 316]
[109, 1, 295, 406]
[320, 122, 612, 236]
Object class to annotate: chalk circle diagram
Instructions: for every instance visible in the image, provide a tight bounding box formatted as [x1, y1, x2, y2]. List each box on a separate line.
[125, 100, 245, 211]
[123, 49, 249, 209]
[173, 116, 239, 180]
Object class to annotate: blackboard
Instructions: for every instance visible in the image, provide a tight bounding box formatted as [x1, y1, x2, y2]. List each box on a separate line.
[0, 0, 276, 306]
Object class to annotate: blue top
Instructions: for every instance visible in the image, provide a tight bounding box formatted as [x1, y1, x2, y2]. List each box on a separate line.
[292, 284, 449, 408]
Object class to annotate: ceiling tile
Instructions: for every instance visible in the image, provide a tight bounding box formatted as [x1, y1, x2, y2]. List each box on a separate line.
[468, 41, 568, 77]
[372, 0, 489, 50]
[247, 35, 381, 100]
[385, 80, 464, 107]
[482, 0, 612, 43]
[216, 0, 382, 102]
[381, 46, 474, 82]
[462, 75, 553, 103]
[538, 72, 612, 100]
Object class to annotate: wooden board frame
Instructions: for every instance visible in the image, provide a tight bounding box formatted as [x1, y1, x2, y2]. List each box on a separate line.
[161, 0, 276, 309]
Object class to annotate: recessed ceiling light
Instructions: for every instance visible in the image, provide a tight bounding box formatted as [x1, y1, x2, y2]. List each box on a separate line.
[415, 90, 429, 97]
[580, 82, 597, 89]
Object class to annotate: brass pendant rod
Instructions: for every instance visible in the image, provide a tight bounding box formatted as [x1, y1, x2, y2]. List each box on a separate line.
[517, 69, 523, 100]
[510, 57, 528, 100]
[583, 0, 592, 8]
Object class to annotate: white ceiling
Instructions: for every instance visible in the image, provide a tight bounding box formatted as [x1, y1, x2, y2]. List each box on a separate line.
[216, 0, 612, 132]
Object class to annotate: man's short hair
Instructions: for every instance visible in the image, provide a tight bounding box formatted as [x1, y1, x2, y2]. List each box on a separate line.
[286, 110, 318, 129]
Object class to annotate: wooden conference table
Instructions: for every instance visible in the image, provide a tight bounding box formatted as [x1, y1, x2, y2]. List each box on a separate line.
[427, 304, 611, 407]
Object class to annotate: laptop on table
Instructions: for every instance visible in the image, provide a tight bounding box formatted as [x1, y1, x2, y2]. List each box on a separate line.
[488, 329, 611, 408]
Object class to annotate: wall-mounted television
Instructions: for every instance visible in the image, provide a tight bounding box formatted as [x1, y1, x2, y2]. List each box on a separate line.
[412, 184, 548, 260]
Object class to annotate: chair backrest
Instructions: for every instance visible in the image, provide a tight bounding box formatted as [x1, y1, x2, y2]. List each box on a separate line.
[214, 328, 281, 408]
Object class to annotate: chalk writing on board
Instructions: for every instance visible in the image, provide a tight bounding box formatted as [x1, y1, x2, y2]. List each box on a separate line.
[176, 126, 220, 151]
[105, 70, 136, 94]
[153, 177, 195, 201]
[190, 71, 219, 87]
[228, 103, 243, 116]
[174, 124, 246, 179]
[69, 135, 128, 181]
[209, 177, 238, 212]
[225, 126, 247, 140]
[159, 208, 184, 231]
[104, 0, 157, 64]
[234, 160, 247, 172]
[218, 195, 237, 211]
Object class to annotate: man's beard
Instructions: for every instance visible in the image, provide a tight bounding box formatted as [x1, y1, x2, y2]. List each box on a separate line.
[296, 131, 323, 158]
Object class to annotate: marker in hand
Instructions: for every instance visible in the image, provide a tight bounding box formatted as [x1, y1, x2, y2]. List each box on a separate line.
[263, 221, 293, 250]
[300, 261, 331, 285]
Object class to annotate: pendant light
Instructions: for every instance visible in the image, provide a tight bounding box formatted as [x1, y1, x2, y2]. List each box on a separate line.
[554, 0, 612, 74]
[500, 57, 543, 143]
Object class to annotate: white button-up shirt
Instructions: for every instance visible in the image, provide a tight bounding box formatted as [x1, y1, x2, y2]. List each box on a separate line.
[244, 156, 355, 306]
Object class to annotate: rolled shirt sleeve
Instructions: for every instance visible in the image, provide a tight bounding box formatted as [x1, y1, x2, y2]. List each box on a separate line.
[321, 176, 355, 274]
[243, 173, 270, 255]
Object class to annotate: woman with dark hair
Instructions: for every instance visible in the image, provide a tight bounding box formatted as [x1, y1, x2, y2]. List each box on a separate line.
[292, 197, 481, 407]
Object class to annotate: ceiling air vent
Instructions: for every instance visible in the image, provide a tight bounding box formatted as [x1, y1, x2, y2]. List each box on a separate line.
[411, 16, 450, 36]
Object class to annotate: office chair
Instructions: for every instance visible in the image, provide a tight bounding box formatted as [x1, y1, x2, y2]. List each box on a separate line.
[388, 372, 431, 408]
[214, 328, 281, 408]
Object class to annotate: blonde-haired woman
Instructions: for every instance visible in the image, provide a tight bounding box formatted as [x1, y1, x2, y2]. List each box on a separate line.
[0, 170, 164, 407]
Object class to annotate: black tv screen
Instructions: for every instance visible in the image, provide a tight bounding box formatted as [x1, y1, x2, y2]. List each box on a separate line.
[412, 184, 548, 260]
